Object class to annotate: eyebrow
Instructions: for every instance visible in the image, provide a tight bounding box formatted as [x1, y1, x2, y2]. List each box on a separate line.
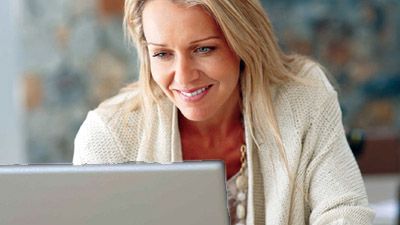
[147, 36, 221, 47]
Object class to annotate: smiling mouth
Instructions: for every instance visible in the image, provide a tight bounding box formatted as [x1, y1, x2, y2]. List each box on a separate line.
[179, 85, 212, 97]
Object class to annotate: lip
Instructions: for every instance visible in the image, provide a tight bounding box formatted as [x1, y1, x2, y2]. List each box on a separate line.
[174, 85, 213, 102]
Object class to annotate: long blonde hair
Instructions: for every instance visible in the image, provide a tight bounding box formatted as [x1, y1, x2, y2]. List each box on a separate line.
[123, 0, 308, 211]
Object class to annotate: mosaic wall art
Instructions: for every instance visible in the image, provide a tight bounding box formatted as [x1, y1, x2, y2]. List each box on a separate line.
[20, 0, 135, 162]
[262, 0, 400, 130]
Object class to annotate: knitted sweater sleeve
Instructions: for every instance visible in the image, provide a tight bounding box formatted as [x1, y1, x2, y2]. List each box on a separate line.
[303, 90, 375, 224]
[73, 110, 127, 165]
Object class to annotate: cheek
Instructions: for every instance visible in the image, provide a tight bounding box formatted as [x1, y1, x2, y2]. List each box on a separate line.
[199, 56, 238, 76]
[213, 57, 240, 83]
[150, 64, 172, 90]
[209, 49, 240, 74]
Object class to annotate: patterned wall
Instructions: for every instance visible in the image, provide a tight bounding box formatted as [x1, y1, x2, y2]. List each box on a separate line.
[20, 0, 135, 162]
[19, 0, 399, 163]
[262, 0, 400, 130]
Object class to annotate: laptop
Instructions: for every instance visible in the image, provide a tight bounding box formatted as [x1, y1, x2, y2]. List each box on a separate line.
[0, 161, 229, 225]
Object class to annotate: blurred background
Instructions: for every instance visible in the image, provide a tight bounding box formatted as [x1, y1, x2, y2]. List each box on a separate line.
[0, 0, 399, 224]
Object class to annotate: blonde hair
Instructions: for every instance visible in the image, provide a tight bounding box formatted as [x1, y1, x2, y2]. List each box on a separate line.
[123, 0, 309, 218]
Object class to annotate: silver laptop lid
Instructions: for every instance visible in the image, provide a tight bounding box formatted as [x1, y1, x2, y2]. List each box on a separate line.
[0, 161, 229, 225]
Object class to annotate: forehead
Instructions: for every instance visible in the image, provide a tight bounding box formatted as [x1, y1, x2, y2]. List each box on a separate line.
[142, 0, 223, 43]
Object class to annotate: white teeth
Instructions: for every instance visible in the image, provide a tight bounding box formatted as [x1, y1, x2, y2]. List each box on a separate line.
[181, 87, 208, 97]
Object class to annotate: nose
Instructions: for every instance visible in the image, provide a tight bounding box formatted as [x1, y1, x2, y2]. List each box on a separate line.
[173, 55, 200, 86]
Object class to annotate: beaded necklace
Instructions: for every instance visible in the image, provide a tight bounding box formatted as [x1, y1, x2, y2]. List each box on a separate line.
[233, 144, 248, 225]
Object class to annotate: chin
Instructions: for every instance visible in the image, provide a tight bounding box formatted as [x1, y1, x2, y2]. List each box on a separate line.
[179, 108, 213, 122]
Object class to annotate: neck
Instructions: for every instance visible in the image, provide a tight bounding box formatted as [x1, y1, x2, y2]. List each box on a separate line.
[178, 93, 243, 143]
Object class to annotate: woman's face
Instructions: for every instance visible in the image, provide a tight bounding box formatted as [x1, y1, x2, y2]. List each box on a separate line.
[142, 0, 241, 122]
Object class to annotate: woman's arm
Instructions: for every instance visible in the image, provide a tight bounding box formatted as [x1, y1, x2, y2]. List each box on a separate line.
[303, 91, 375, 225]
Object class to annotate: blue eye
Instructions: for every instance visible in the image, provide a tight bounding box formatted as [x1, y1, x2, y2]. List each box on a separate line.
[196, 47, 215, 54]
[152, 52, 168, 58]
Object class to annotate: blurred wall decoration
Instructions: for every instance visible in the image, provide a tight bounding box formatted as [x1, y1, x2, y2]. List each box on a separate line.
[262, 0, 400, 130]
[15, 0, 399, 163]
[18, 0, 135, 162]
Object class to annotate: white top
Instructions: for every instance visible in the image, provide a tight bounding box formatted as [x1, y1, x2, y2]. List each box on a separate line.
[73, 62, 375, 224]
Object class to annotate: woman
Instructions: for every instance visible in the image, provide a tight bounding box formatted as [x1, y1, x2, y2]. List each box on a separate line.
[74, 0, 375, 224]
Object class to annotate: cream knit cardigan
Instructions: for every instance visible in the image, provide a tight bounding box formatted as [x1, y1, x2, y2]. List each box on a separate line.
[73, 64, 375, 224]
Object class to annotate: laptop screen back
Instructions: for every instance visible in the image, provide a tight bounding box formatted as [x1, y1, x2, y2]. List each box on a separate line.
[0, 161, 229, 225]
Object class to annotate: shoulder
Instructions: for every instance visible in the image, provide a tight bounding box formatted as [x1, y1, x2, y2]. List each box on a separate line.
[73, 84, 144, 165]
[274, 60, 338, 110]
[95, 84, 142, 120]
[91, 84, 145, 137]
[277, 60, 337, 101]
[272, 60, 341, 135]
